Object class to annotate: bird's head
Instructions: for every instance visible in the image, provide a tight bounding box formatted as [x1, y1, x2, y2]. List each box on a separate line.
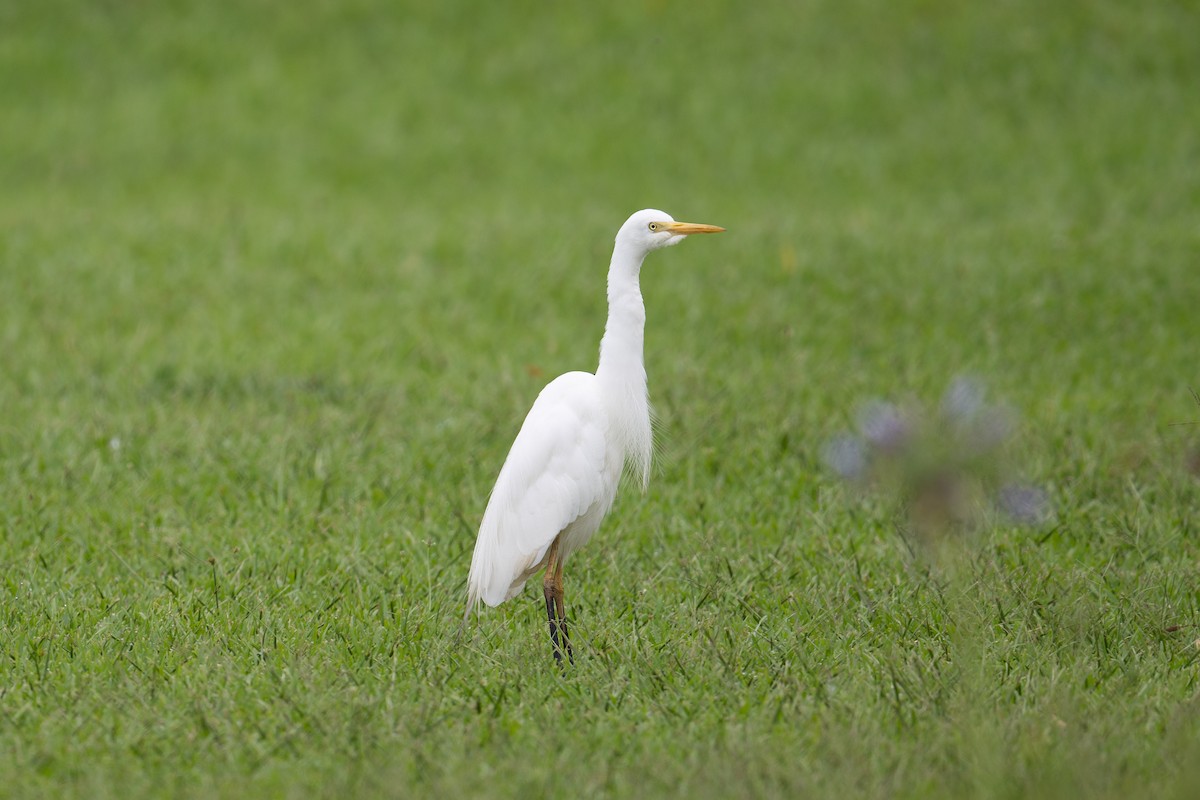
[616, 208, 725, 254]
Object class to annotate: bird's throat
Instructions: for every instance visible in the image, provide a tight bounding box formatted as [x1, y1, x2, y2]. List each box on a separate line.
[596, 265, 646, 388]
[596, 260, 652, 486]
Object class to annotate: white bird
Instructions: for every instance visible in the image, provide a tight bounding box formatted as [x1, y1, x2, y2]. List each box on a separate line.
[465, 209, 724, 664]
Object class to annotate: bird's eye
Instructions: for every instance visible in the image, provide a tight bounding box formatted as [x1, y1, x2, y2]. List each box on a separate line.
[648, 223, 658, 231]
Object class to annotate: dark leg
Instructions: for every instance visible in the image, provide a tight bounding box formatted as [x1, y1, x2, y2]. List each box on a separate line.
[543, 538, 564, 666]
[552, 558, 574, 665]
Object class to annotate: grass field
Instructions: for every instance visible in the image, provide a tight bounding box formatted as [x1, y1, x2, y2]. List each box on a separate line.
[2, 1, 1199, 797]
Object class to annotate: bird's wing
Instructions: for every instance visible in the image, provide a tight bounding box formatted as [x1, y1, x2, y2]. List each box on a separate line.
[467, 372, 610, 612]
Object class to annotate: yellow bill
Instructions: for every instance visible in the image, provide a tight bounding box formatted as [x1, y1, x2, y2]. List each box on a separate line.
[661, 221, 726, 235]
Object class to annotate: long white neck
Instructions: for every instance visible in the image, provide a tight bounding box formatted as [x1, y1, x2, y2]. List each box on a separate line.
[596, 240, 652, 487]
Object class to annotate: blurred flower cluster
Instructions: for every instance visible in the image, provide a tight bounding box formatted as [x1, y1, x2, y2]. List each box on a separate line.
[824, 376, 1052, 548]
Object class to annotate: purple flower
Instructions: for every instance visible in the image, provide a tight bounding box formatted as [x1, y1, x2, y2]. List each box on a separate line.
[823, 435, 869, 481]
[857, 401, 911, 453]
[941, 376, 985, 422]
[996, 483, 1051, 525]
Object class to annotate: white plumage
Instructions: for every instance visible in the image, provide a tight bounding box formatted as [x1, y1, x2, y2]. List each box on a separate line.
[467, 372, 621, 607]
[465, 208, 724, 662]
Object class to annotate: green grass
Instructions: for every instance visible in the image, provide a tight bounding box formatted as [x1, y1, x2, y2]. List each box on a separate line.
[2, 0, 1199, 796]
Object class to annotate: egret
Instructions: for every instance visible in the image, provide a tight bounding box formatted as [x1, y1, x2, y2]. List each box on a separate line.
[465, 209, 725, 664]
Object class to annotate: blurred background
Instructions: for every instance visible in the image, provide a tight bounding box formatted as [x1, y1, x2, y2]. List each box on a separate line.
[1, 0, 1198, 795]
[4, 0, 1195, 493]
